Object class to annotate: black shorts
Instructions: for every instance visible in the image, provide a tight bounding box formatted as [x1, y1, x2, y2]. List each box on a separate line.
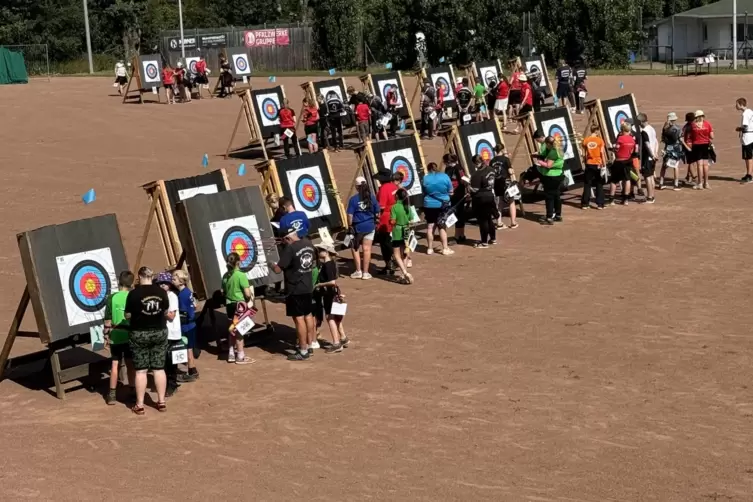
[683, 147, 695, 165]
[610, 160, 632, 183]
[164, 83, 174, 91]
[115, 76, 128, 85]
[110, 343, 131, 362]
[509, 89, 522, 105]
[286, 293, 313, 317]
[692, 143, 710, 161]
[226, 302, 238, 320]
[556, 83, 571, 99]
[519, 104, 533, 115]
[423, 207, 443, 224]
[304, 124, 318, 136]
[641, 160, 656, 178]
[742, 143, 753, 160]
[391, 239, 406, 251]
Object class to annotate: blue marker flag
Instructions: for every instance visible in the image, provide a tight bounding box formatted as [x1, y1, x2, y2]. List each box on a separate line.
[399, 120, 406, 132]
[619, 81, 624, 89]
[439, 57, 446, 63]
[385, 62, 393, 70]
[202, 153, 209, 167]
[82, 189, 96, 205]
[237, 163, 247, 176]
[307, 134, 316, 144]
[268, 75, 276, 83]
[328, 68, 336, 76]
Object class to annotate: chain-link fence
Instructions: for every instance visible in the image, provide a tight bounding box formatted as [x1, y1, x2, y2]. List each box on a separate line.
[0, 44, 50, 81]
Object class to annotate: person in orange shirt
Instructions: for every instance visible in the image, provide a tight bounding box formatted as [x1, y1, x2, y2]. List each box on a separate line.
[581, 123, 607, 209]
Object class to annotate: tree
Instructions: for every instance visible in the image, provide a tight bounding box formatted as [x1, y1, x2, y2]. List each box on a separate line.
[311, 0, 362, 69]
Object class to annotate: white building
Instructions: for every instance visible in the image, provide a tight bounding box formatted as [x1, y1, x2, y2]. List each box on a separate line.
[655, 0, 753, 61]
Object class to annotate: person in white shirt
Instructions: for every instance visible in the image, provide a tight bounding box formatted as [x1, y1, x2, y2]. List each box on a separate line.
[156, 271, 182, 398]
[735, 97, 753, 183]
[114, 60, 128, 95]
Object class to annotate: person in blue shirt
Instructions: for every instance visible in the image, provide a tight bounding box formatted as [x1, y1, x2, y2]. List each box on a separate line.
[172, 270, 199, 382]
[421, 162, 454, 255]
[346, 176, 381, 279]
[279, 197, 310, 238]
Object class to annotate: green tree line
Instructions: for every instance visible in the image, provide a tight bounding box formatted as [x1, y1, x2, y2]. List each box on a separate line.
[0, 0, 714, 72]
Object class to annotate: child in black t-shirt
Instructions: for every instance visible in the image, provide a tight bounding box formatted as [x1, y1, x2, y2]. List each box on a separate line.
[314, 243, 349, 353]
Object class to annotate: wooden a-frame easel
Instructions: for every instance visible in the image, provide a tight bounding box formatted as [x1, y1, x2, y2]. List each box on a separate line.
[359, 72, 417, 132]
[122, 56, 162, 105]
[225, 89, 269, 159]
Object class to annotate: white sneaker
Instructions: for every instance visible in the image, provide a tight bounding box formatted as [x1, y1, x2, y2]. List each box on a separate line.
[350, 271, 363, 279]
[427, 248, 434, 255]
[311, 340, 320, 349]
[440, 248, 455, 256]
[405, 258, 413, 268]
[361, 273, 373, 280]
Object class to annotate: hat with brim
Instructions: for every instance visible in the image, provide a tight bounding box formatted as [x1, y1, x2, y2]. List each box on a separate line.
[667, 112, 678, 121]
[315, 242, 337, 255]
[695, 110, 705, 118]
[519, 74, 528, 81]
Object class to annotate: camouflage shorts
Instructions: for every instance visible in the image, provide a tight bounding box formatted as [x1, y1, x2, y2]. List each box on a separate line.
[129, 328, 168, 371]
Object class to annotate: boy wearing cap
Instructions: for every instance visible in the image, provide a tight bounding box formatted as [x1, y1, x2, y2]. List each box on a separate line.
[156, 271, 182, 397]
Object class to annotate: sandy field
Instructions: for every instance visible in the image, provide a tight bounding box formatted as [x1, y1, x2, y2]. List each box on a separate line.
[0, 73, 752, 501]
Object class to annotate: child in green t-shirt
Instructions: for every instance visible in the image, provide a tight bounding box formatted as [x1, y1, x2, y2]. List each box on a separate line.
[390, 188, 414, 284]
[104, 270, 135, 405]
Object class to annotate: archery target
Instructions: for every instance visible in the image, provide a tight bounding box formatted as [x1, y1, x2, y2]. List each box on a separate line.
[525, 60, 547, 87]
[255, 92, 281, 127]
[209, 215, 268, 281]
[479, 66, 499, 88]
[381, 148, 421, 196]
[56, 247, 117, 327]
[541, 117, 574, 160]
[430, 72, 454, 101]
[142, 60, 160, 84]
[178, 184, 218, 201]
[185, 57, 200, 74]
[467, 131, 497, 163]
[377, 78, 404, 108]
[286, 166, 332, 219]
[232, 53, 251, 75]
[608, 104, 633, 138]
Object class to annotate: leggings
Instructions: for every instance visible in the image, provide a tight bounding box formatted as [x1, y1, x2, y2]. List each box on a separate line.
[581, 165, 605, 207]
[473, 198, 497, 244]
[329, 117, 344, 148]
[376, 230, 394, 268]
[541, 175, 564, 218]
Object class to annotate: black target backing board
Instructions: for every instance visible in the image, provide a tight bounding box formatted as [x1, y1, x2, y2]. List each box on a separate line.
[522, 55, 553, 98]
[370, 71, 411, 121]
[599, 94, 639, 145]
[310, 78, 355, 128]
[532, 107, 583, 174]
[473, 59, 503, 89]
[251, 85, 285, 139]
[176, 186, 282, 299]
[457, 118, 505, 176]
[17, 214, 129, 344]
[367, 134, 427, 208]
[425, 65, 458, 111]
[269, 151, 347, 232]
[137, 54, 163, 90]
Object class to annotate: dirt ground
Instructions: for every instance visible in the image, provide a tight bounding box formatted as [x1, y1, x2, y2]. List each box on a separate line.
[0, 73, 752, 501]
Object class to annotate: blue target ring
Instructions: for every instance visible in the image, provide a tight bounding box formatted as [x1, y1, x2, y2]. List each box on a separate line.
[475, 140, 494, 163]
[296, 174, 323, 211]
[145, 63, 158, 80]
[548, 124, 569, 154]
[222, 226, 258, 272]
[390, 156, 414, 188]
[614, 111, 629, 133]
[235, 56, 248, 72]
[69, 260, 111, 312]
[261, 97, 279, 121]
[435, 76, 451, 99]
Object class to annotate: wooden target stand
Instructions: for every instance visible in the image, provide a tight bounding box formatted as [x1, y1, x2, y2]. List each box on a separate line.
[122, 56, 162, 105]
[211, 48, 252, 98]
[359, 72, 417, 133]
[300, 79, 358, 142]
[225, 89, 269, 160]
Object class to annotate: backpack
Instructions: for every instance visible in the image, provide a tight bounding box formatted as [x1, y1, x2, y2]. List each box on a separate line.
[457, 87, 472, 108]
[326, 91, 344, 114]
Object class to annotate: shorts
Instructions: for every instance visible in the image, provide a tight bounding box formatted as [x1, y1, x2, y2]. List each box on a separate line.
[286, 293, 313, 317]
[226, 302, 238, 320]
[357, 121, 370, 137]
[355, 231, 375, 246]
[183, 327, 197, 349]
[391, 239, 406, 251]
[743, 143, 753, 160]
[683, 147, 695, 165]
[519, 104, 533, 115]
[304, 124, 318, 136]
[423, 207, 444, 224]
[110, 343, 131, 362]
[692, 143, 710, 161]
[495, 98, 509, 112]
[195, 74, 208, 84]
[115, 76, 127, 85]
[319, 293, 336, 316]
[164, 83, 174, 91]
[641, 159, 656, 178]
[556, 83, 571, 99]
[610, 160, 632, 183]
[509, 89, 522, 105]
[129, 328, 169, 371]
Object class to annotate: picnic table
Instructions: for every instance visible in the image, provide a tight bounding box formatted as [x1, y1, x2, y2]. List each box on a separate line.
[675, 57, 719, 76]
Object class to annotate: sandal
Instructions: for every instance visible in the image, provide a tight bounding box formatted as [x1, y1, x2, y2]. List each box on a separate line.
[132, 405, 145, 416]
[157, 402, 167, 413]
[509, 223, 519, 229]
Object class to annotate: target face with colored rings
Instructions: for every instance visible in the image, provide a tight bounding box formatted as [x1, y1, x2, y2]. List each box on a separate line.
[261, 97, 279, 121]
[189, 61, 198, 73]
[435, 76, 451, 98]
[475, 140, 494, 162]
[69, 260, 111, 312]
[484, 70, 497, 86]
[235, 56, 248, 72]
[296, 174, 323, 211]
[222, 226, 258, 272]
[390, 156, 414, 188]
[548, 124, 569, 153]
[382, 83, 399, 101]
[614, 111, 629, 132]
[145, 63, 158, 80]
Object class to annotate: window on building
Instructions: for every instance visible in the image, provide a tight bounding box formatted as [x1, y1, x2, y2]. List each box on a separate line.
[731, 24, 753, 40]
[703, 24, 708, 42]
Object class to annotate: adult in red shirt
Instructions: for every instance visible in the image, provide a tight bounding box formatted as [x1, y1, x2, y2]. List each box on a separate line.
[609, 122, 638, 205]
[376, 172, 404, 275]
[685, 109, 714, 189]
[278, 99, 298, 158]
[508, 60, 523, 116]
[512, 74, 533, 133]
[494, 75, 511, 128]
[302, 97, 319, 153]
[161, 67, 176, 104]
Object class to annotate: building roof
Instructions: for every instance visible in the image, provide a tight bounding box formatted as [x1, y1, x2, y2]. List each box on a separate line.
[655, 0, 753, 25]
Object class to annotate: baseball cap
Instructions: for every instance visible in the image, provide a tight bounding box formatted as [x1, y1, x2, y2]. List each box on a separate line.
[355, 176, 367, 186]
[284, 227, 298, 238]
[155, 271, 172, 285]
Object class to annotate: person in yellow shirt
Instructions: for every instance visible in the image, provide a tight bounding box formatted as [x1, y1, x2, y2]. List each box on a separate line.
[581, 123, 607, 209]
